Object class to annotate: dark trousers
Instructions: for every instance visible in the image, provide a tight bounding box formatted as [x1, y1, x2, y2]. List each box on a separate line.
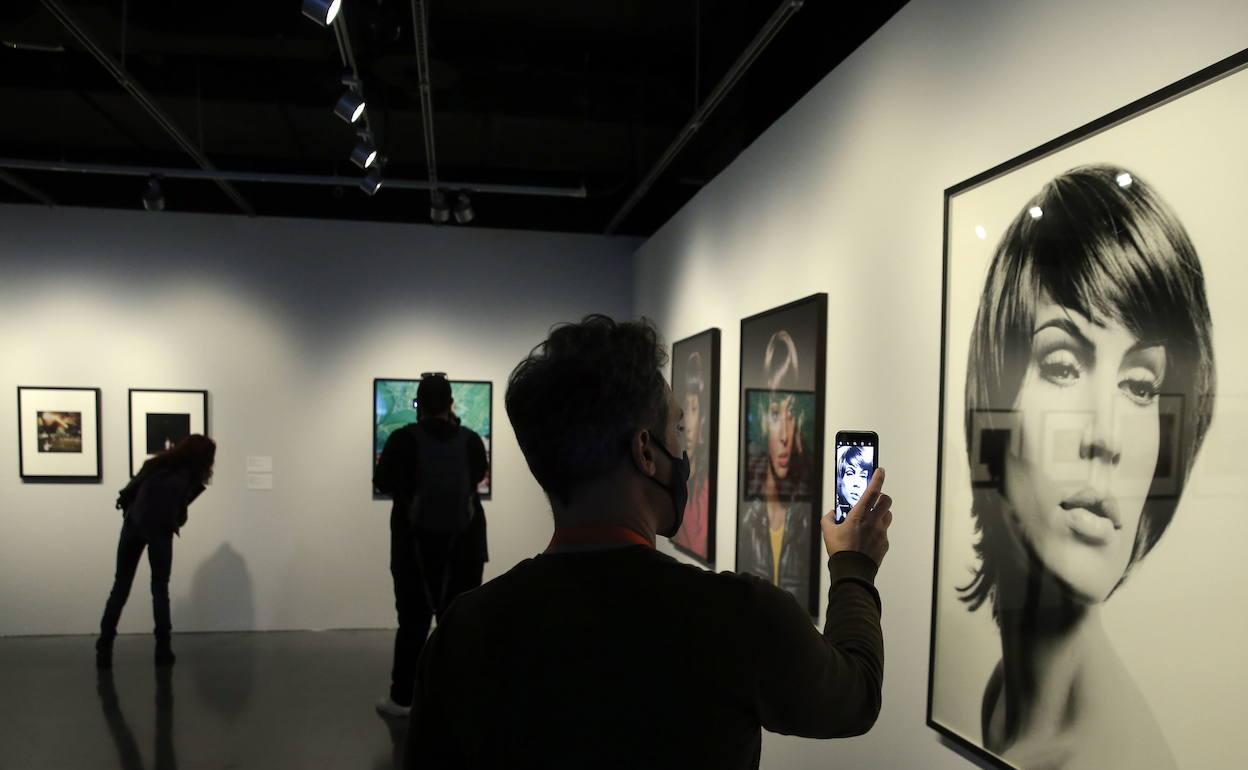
[389, 516, 484, 706]
[99, 519, 174, 640]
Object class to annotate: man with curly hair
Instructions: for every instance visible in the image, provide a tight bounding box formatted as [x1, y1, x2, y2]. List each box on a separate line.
[406, 315, 895, 769]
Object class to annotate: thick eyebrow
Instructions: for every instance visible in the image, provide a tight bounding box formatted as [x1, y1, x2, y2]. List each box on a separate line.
[1033, 317, 1091, 347]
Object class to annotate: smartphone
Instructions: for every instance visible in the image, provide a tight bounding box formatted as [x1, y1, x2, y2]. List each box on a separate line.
[834, 431, 879, 523]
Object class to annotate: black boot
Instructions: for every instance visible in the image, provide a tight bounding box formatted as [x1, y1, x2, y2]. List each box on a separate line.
[95, 637, 114, 669]
[154, 637, 176, 667]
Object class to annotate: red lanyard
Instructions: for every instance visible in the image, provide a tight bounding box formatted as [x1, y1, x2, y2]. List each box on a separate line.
[545, 525, 654, 553]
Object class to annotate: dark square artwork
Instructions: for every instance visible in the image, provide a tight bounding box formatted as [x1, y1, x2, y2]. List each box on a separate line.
[36, 411, 82, 453]
[145, 413, 190, 454]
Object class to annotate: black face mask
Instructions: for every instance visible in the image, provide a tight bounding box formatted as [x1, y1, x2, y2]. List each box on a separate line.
[643, 438, 691, 538]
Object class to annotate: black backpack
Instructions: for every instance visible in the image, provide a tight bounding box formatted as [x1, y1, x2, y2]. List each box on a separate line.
[406, 426, 476, 534]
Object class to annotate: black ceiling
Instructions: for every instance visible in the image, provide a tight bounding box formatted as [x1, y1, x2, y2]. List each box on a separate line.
[0, 0, 907, 235]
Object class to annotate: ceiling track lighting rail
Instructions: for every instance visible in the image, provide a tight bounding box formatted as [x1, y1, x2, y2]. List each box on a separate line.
[37, 0, 254, 217]
[0, 169, 56, 206]
[604, 0, 804, 234]
[0, 158, 588, 199]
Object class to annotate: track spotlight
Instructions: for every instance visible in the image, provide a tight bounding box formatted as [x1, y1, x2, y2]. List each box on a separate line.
[430, 189, 451, 223]
[334, 89, 365, 124]
[142, 176, 164, 211]
[350, 138, 378, 170]
[301, 0, 342, 27]
[360, 166, 384, 196]
[453, 192, 474, 224]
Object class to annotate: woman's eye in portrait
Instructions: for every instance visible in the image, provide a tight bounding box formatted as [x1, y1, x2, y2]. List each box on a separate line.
[1036, 346, 1083, 387]
[1119, 366, 1162, 406]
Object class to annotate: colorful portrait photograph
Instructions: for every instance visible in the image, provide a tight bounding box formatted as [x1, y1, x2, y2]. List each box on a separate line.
[735, 294, 826, 615]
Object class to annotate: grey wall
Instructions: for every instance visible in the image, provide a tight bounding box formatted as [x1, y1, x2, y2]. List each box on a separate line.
[0, 206, 636, 636]
[637, 0, 1248, 768]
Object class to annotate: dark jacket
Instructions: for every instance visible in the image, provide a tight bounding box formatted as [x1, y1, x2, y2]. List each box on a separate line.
[374, 418, 489, 562]
[737, 497, 813, 607]
[406, 546, 884, 769]
[117, 466, 204, 537]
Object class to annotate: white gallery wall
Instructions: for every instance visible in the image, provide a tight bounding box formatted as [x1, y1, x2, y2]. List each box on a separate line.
[0, 206, 636, 636]
[639, 0, 1248, 768]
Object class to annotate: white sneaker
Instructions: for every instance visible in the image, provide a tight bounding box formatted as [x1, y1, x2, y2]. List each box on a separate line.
[375, 697, 411, 718]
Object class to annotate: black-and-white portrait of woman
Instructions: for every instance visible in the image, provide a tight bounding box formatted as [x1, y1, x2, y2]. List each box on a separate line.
[931, 51, 1248, 770]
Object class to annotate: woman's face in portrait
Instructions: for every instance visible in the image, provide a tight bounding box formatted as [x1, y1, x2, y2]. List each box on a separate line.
[766, 393, 796, 480]
[840, 461, 869, 508]
[1004, 296, 1165, 602]
[684, 392, 701, 457]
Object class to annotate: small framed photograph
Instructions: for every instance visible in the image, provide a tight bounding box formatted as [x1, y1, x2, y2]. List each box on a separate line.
[668, 328, 720, 567]
[17, 386, 103, 482]
[128, 389, 209, 476]
[374, 378, 494, 498]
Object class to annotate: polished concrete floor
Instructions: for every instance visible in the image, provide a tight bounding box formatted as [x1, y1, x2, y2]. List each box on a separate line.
[0, 630, 410, 770]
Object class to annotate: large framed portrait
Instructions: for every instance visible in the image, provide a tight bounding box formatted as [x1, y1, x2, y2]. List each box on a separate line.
[668, 328, 720, 567]
[735, 294, 827, 615]
[928, 49, 1248, 770]
[129, 389, 209, 477]
[16, 386, 102, 482]
[373, 378, 493, 498]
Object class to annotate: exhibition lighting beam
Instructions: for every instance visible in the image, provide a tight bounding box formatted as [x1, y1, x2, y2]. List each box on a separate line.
[301, 0, 342, 27]
[360, 166, 384, 196]
[430, 189, 451, 223]
[335, 88, 366, 124]
[453, 192, 474, 224]
[351, 138, 378, 169]
[142, 176, 164, 211]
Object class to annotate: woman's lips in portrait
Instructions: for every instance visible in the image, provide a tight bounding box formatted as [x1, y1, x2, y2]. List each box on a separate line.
[1059, 487, 1121, 545]
[775, 451, 790, 469]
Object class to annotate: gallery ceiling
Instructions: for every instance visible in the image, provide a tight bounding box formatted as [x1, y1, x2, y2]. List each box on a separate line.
[0, 0, 907, 236]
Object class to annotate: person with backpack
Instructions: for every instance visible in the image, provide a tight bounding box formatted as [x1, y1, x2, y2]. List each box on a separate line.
[373, 373, 488, 718]
[96, 434, 217, 669]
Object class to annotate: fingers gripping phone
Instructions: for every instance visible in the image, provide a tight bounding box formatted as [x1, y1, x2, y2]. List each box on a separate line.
[834, 431, 879, 523]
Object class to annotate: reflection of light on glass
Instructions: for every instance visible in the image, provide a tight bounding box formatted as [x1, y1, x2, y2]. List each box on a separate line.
[1116, 172, 1133, 188]
[974, 225, 987, 240]
[1029, 206, 1043, 220]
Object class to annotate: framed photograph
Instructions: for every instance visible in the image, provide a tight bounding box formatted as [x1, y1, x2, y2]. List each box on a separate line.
[929, 48, 1248, 770]
[373, 378, 493, 498]
[16, 386, 102, 482]
[668, 328, 720, 567]
[735, 294, 827, 615]
[128, 389, 208, 477]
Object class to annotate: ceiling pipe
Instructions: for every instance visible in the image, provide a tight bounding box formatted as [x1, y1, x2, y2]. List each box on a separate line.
[411, 0, 440, 197]
[38, 0, 254, 216]
[604, 0, 804, 234]
[0, 158, 588, 199]
[0, 169, 56, 206]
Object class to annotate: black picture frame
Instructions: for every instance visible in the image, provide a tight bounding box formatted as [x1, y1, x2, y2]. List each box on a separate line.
[127, 389, 210, 477]
[927, 47, 1248, 770]
[668, 328, 720, 568]
[373, 378, 494, 500]
[734, 293, 827, 617]
[16, 386, 103, 483]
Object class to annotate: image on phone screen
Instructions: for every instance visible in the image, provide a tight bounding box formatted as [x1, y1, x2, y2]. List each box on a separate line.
[835, 437, 876, 523]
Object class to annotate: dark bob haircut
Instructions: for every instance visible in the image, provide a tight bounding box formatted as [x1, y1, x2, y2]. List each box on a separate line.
[960, 164, 1216, 618]
[506, 315, 669, 505]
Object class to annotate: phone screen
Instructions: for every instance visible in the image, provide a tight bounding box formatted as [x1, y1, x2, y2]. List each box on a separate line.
[834, 432, 878, 523]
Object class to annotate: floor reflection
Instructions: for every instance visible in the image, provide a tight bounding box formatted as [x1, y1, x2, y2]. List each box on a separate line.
[374, 713, 408, 770]
[97, 666, 177, 770]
